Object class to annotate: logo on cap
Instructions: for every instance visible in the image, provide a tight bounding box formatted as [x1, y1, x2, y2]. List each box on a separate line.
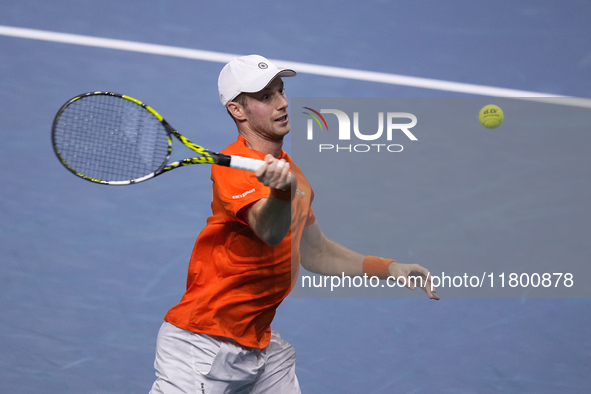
[258, 62, 268, 69]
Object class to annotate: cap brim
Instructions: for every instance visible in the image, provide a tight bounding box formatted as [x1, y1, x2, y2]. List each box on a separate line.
[241, 69, 297, 94]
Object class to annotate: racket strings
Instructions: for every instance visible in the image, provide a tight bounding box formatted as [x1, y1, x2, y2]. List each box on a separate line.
[53, 95, 170, 182]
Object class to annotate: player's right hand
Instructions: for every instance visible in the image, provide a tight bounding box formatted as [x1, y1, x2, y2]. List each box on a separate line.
[255, 154, 293, 191]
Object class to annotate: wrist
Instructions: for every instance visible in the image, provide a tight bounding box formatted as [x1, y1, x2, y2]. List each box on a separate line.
[269, 186, 293, 202]
[362, 255, 396, 279]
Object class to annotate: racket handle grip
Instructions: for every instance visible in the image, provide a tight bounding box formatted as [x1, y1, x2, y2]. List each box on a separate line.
[229, 155, 266, 172]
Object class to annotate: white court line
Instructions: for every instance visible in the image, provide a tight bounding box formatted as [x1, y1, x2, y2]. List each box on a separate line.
[2, 25, 591, 108]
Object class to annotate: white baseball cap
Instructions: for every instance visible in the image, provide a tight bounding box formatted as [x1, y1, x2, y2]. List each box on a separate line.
[218, 55, 296, 106]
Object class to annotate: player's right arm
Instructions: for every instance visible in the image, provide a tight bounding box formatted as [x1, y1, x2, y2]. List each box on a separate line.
[243, 154, 294, 247]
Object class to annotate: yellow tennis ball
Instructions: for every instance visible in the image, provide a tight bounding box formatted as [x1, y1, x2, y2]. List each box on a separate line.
[479, 104, 504, 129]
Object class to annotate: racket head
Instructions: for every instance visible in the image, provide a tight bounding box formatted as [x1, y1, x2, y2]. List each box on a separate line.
[51, 92, 172, 185]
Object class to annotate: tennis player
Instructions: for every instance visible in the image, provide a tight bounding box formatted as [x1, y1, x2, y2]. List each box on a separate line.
[149, 55, 438, 394]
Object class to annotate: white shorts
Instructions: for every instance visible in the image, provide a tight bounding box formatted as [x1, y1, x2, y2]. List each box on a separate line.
[149, 322, 300, 394]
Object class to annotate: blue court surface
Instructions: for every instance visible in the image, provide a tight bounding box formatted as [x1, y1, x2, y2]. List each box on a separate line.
[1, 1, 591, 393]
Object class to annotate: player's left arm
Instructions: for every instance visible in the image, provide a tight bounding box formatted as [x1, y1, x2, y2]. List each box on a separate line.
[300, 220, 439, 300]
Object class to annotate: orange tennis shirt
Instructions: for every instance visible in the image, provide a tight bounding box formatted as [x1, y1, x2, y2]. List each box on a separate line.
[164, 136, 315, 349]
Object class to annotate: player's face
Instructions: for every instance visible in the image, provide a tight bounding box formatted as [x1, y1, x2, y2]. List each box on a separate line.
[243, 78, 290, 141]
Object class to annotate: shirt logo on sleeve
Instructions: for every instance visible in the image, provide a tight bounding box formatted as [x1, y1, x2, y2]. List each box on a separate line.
[232, 188, 256, 199]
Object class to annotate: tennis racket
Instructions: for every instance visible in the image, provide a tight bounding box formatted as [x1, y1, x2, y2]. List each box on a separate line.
[51, 91, 266, 185]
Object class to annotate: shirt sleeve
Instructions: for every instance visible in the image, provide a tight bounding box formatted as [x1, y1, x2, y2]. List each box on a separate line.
[212, 164, 270, 224]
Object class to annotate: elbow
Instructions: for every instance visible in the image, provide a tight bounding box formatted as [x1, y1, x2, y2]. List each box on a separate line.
[260, 233, 286, 247]
[299, 254, 324, 275]
[249, 216, 290, 247]
[299, 258, 314, 273]
[256, 226, 289, 247]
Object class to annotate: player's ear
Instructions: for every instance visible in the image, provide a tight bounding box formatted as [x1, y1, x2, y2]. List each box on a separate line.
[227, 101, 247, 121]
